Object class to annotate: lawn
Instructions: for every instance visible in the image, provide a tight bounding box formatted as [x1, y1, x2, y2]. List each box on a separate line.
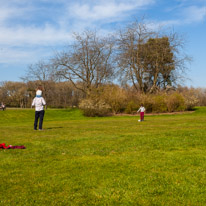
[0, 107, 206, 206]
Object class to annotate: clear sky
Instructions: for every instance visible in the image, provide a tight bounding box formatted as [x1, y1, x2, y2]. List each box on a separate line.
[0, 0, 205, 87]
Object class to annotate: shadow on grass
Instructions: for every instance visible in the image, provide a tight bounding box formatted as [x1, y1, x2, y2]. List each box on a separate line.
[45, 127, 64, 130]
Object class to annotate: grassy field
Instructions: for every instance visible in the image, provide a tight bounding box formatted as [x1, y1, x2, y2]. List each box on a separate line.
[0, 107, 206, 206]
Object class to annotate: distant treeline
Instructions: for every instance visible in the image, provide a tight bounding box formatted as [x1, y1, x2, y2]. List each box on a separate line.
[0, 80, 205, 115]
[0, 81, 83, 108]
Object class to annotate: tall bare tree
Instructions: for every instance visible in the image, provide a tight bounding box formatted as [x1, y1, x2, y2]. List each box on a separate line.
[21, 60, 59, 102]
[22, 60, 58, 82]
[53, 30, 115, 96]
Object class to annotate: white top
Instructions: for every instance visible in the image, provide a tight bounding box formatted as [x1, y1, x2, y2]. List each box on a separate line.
[138, 106, 145, 112]
[32, 97, 46, 111]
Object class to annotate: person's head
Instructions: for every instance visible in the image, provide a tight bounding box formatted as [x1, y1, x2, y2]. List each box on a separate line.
[141, 103, 143, 107]
[37, 85, 43, 91]
[36, 90, 42, 97]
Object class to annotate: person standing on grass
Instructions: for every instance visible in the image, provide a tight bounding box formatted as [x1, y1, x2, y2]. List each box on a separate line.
[137, 104, 146, 122]
[32, 90, 46, 130]
[1, 102, 6, 111]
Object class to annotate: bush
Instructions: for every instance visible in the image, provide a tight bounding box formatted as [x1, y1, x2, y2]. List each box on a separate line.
[102, 85, 127, 114]
[140, 94, 153, 113]
[181, 91, 199, 110]
[152, 95, 167, 113]
[79, 98, 111, 117]
[125, 101, 139, 114]
[184, 95, 199, 110]
[166, 92, 186, 112]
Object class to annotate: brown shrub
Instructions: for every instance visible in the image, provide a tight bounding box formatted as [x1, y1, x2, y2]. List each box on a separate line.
[152, 95, 168, 113]
[79, 98, 111, 117]
[125, 100, 139, 114]
[166, 92, 186, 112]
[102, 85, 127, 114]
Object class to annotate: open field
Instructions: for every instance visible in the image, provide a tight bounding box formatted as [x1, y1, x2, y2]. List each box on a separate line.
[0, 107, 206, 206]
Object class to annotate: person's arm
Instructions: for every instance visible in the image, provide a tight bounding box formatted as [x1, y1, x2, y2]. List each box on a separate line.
[31, 98, 35, 108]
[42, 98, 46, 106]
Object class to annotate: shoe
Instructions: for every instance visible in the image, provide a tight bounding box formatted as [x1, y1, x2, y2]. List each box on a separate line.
[39, 129, 43, 131]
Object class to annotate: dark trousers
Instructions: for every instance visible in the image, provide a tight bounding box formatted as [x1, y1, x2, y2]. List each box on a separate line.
[34, 110, 45, 130]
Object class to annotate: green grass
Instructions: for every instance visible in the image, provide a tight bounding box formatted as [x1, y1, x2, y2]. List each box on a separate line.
[0, 107, 206, 206]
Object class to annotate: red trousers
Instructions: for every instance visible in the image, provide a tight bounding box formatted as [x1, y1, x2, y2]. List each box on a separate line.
[140, 112, 144, 121]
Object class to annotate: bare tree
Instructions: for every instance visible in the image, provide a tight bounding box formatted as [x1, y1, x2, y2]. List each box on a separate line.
[53, 30, 115, 96]
[21, 60, 59, 103]
[21, 60, 58, 82]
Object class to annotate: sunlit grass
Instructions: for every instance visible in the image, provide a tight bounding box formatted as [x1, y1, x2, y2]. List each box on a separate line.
[0, 108, 206, 205]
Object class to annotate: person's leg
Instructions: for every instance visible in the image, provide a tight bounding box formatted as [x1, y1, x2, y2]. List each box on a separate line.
[34, 111, 40, 130]
[39, 110, 45, 130]
[140, 112, 144, 121]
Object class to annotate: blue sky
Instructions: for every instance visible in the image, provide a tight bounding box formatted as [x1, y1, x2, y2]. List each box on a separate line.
[0, 0, 205, 87]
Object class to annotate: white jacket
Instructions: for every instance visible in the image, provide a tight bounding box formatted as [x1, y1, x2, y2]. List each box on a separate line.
[32, 97, 46, 111]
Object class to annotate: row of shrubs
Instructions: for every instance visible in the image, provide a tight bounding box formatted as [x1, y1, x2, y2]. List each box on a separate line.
[79, 86, 198, 116]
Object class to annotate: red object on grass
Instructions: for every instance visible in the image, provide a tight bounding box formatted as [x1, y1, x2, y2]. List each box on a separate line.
[0, 143, 26, 149]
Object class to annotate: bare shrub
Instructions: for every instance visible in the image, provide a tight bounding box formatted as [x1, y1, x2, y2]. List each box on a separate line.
[79, 98, 111, 117]
[152, 95, 167, 113]
[166, 92, 186, 112]
[182, 92, 199, 110]
[140, 94, 154, 113]
[196, 88, 206, 106]
[125, 100, 139, 114]
[102, 85, 127, 114]
[177, 86, 199, 109]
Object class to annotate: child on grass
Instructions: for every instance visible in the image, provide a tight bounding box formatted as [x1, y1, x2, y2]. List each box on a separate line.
[32, 90, 46, 130]
[0, 102, 6, 111]
[137, 104, 145, 122]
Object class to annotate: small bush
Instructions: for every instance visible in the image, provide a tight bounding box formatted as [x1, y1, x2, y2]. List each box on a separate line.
[152, 95, 167, 113]
[140, 94, 153, 113]
[181, 91, 199, 110]
[102, 85, 127, 114]
[166, 92, 186, 112]
[125, 101, 139, 114]
[184, 95, 199, 110]
[79, 99, 111, 117]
